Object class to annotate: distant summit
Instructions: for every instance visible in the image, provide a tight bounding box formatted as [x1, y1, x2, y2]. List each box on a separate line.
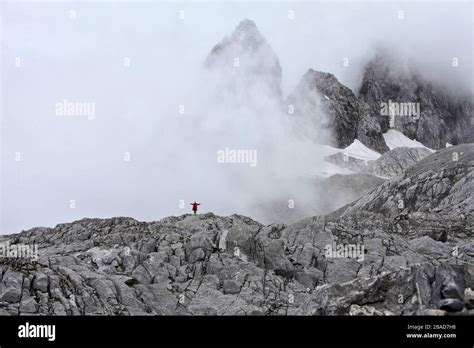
[287, 68, 389, 152]
[205, 19, 283, 102]
[203, 20, 472, 152]
[206, 19, 269, 62]
[226, 19, 263, 50]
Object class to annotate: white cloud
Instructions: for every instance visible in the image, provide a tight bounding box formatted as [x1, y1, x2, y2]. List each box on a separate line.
[1, 1, 472, 233]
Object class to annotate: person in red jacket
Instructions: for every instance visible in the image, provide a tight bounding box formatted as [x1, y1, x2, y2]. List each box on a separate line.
[190, 201, 201, 215]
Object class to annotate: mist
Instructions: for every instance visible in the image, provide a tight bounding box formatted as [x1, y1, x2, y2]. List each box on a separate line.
[1, 1, 472, 234]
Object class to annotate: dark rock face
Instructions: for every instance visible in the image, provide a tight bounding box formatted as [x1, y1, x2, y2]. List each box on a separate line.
[439, 299, 464, 312]
[0, 145, 473, 316]
[287, 69, 389, 153]
[357, 102, 390, 154]
[298, 261, 472, 315]
[205, 19, 283, 103]
[358, 52, 474, 150]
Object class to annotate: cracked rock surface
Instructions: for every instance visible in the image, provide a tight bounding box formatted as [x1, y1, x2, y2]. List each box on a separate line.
[0, 145, 472, 316]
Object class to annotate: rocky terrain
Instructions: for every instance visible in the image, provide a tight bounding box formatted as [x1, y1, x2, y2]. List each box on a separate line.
[358, 52, 474, 150]
[0, 145, 472, 316]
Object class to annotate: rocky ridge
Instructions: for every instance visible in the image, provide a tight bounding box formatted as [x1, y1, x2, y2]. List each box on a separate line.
[288, 69, 389, 153]
[0, 145, 473, 316]
[204, 19, 473, 156]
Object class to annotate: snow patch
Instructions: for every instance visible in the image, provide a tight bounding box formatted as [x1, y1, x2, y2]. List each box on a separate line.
[317, 140, 380, 177]
[383, 130, 434, 152]
[343, 139, 381, 161]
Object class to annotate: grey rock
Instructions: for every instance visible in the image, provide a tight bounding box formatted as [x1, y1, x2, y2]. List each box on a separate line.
[421, 309, 447, 316]
[441, 282, 463, 301]
[19, 297, 38, 313]
[325, 258, 361, 284]
[33, 273, 49, 292]
[409, 236, 450, 258]
[349, 304, 384, 316]
[439, 298, 464, 312]
[365, 147, 433, 178]
[0, 288, 21, 304]
[295, 269, 323, 289]
[223, 280, 241, 295]
[324, 152, 374, 173]
[358, 50, 474, 150]
[189, 248, 206, 263]
[464, 288, 474, 309]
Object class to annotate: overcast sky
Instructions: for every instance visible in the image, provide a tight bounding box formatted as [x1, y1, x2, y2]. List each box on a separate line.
[1, 0, 472, 234]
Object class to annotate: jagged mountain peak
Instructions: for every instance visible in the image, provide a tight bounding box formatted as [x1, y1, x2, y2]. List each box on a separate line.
[305, 69, 336, 79]
[236, 18, 257, 29]
[301, 70, 341, 91]
[207, 19, 266, 57]
[288, 68, 389, 153]
[207, 19, 272, 61]
[362, 46, 415, 77]
[232, 19, 260, 39]
[205, 19, 283, 102]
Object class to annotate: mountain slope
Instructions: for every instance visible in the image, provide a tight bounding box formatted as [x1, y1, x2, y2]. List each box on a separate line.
[288, 69, 389, 153]
[358, 52, 474, 150]
[339, 144, 474, 220]
[1, 144, 473, 316]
